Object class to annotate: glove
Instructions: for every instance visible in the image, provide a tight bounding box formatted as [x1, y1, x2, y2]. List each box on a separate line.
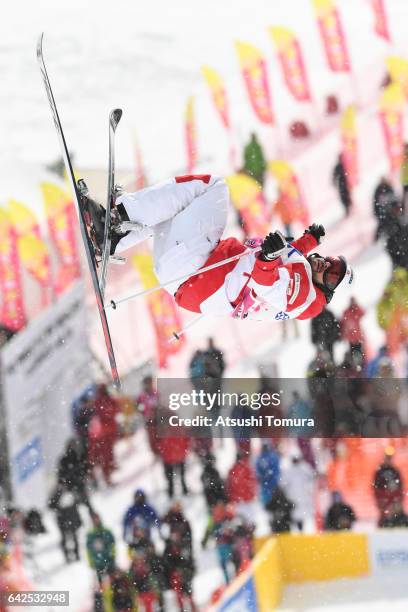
[304, 223, 325, 244]
[260, 231, 286, 261]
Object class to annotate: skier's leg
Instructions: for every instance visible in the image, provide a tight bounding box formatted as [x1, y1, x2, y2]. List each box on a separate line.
[152, 177, 229, 293]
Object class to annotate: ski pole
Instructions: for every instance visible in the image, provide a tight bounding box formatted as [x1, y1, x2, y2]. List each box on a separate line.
[168, 314, 205, 343]
[106, 246, 261, 310]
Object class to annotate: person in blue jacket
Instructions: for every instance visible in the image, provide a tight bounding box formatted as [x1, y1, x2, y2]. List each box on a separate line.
[123, 489, 160, 543]
[255, 442, 280, 507]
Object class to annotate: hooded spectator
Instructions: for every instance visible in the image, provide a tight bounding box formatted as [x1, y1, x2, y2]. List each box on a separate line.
[161, 501, 192, 553]
[86, 513, 115, 586]
[49, 486, 82, 563]
[311, 307, 341, 359]
[136, 376, 160, 456]
[88, 383, 120, 486]
[200, 453, 227, 510]
[281, 455, 316, 531]
[340, 297, 366, 362]
[163, 531, 197, 611]
[372, 177, 400, 240]
[242, 132, 266, 186]
[255, 443, 280, 507]
[202, 502, 237, 584]
[386, 220, 408, 269]
[123, 490, 160, 543]
[373, 447, 403, 525]
[333, 154, 352, 215]
[130, 550, 161, 611]
[57, 439, 91, 511]
[109, 568, 135, 612]
[324, 491, 356, 531]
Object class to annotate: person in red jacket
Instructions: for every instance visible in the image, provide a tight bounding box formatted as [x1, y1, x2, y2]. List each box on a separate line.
[89, 384, 120, 485]
[225, 453, 257, 515]
[340, 297, 366, 361]
[89, 175, 353, 323]
[157, 434, 190, 498]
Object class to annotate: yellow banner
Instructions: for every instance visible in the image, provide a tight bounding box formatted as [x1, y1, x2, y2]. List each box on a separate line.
[7, 200, 40, 235]
[40, 182, 71, 216]
[201, 65, 230, 129]
[226, 173, 270, 236]
[235, 41, 274, 124]
[17, 235, 50, 283]
[386, 56, 408, 97]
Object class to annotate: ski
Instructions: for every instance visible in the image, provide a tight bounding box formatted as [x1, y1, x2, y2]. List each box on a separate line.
[37, 33, 122, 390]
[100, 109, 122, 300]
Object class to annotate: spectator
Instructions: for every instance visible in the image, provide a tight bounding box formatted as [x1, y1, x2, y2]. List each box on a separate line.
[379, 500, 408, 528]
[157, 433, 190, 498]
[281, 455, 316, 531]
[202, 502, 236, 584]
[230, 514, 255, 573]
[57, 439, 92, 511]
[225, 453, 257, 518]
[386, 220, 408, 269]
[72, 393, 95, 457]
[161, 501, 192, 554]
[377, 268, 408, 354]
[109, 568, 135, 612]
[89, 383, 120, 486]
[401, 142, 408, 212]
[266, 486, 294, 533]
[128, 524, 151, 559]
[287, 392, 314, 437]
[163, 531, 197, 611]
[365, 346, 389, 378]
[200, 453, 227, 510]
[324, 491, 356, 531]
[22, 509, 46, 536]
[340, 297, 366, 363]
[49, 486, 82, 563]
[311, 307, 341, 359]
[203, 337, 226, 419]
[332, 154, 352, 215]
[373, 447, 403, 525]
[123, 489, 160, 543]
[86, 513, 115, 587]
[130, 550, 161, 612]
[372, 176, 400, 240]
[242, 132, 266, 186]
[255, 442, 280, 508]
[189, 349, 206, 389]
[230, 400, 254, 456]
[136, 376, 160, 456]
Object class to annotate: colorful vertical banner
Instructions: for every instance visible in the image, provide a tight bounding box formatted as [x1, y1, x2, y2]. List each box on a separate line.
[340, 105, 359, 189]
[40, 182, 81, 294]
[226, 174, 271, 237]
[386, 56, 408, 98]
[201, 65, 231, 130]
[268, 161, 310, 226]
[269, 27, 312, 102]
[185, 96, 197, 173]
[311, 0, 351, 72]
[132, 253, 185, 368]
[7, 199, 52, 306]
[370, 0, 391, 42]
[379, 83, 405, 173]
[235, 41, 274, 124]
[0, 208, 26, 331]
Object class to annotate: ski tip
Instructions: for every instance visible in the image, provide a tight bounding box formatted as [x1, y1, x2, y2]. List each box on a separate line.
[110, 108, 123, 129]
[36, 32, 45, 59]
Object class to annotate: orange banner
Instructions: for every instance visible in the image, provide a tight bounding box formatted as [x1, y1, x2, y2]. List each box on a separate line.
[226, 173, 270, 237]
[40, 182, 81, 294]
[340, 105, 358, 189]
[132, 253, 185, 368]
[185, 96, 197, 173]
[268, 161, 309, 226]
[312, 0, 351, 72]
[270, 27, 311, 102]
[235, 41, 274, 124]
[371, 0, 391, 42]
[7, 200, 52, 302]
[201, 65, 230, 130]
[379, 83, 405, 173]
[0, 208, 26, 331]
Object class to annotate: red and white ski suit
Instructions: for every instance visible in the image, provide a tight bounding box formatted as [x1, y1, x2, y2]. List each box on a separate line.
[116, 175, 327, 322]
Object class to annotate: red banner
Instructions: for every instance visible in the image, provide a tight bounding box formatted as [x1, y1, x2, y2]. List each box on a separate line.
[132, 253, 185, 368]
[270, 27, 311, 102]
[185, 96, 197, 173]
[235, 41, 274, 124]
[226, 173, 271, 237]
[312, 0, 351, 72]
[340, 106, 358, 189]
[0, 208, 26, 331]
[371, 0, 391, 42]
[379, 83, 405, 173]
[41, 182, 81, 294]
[201, 65, 230, 130]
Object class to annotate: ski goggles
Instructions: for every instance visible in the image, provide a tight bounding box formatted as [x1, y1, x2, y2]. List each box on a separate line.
[309, 254, 347, 291]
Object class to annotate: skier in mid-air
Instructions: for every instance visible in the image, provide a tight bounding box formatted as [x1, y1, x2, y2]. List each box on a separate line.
[88, 174, 353, 322]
